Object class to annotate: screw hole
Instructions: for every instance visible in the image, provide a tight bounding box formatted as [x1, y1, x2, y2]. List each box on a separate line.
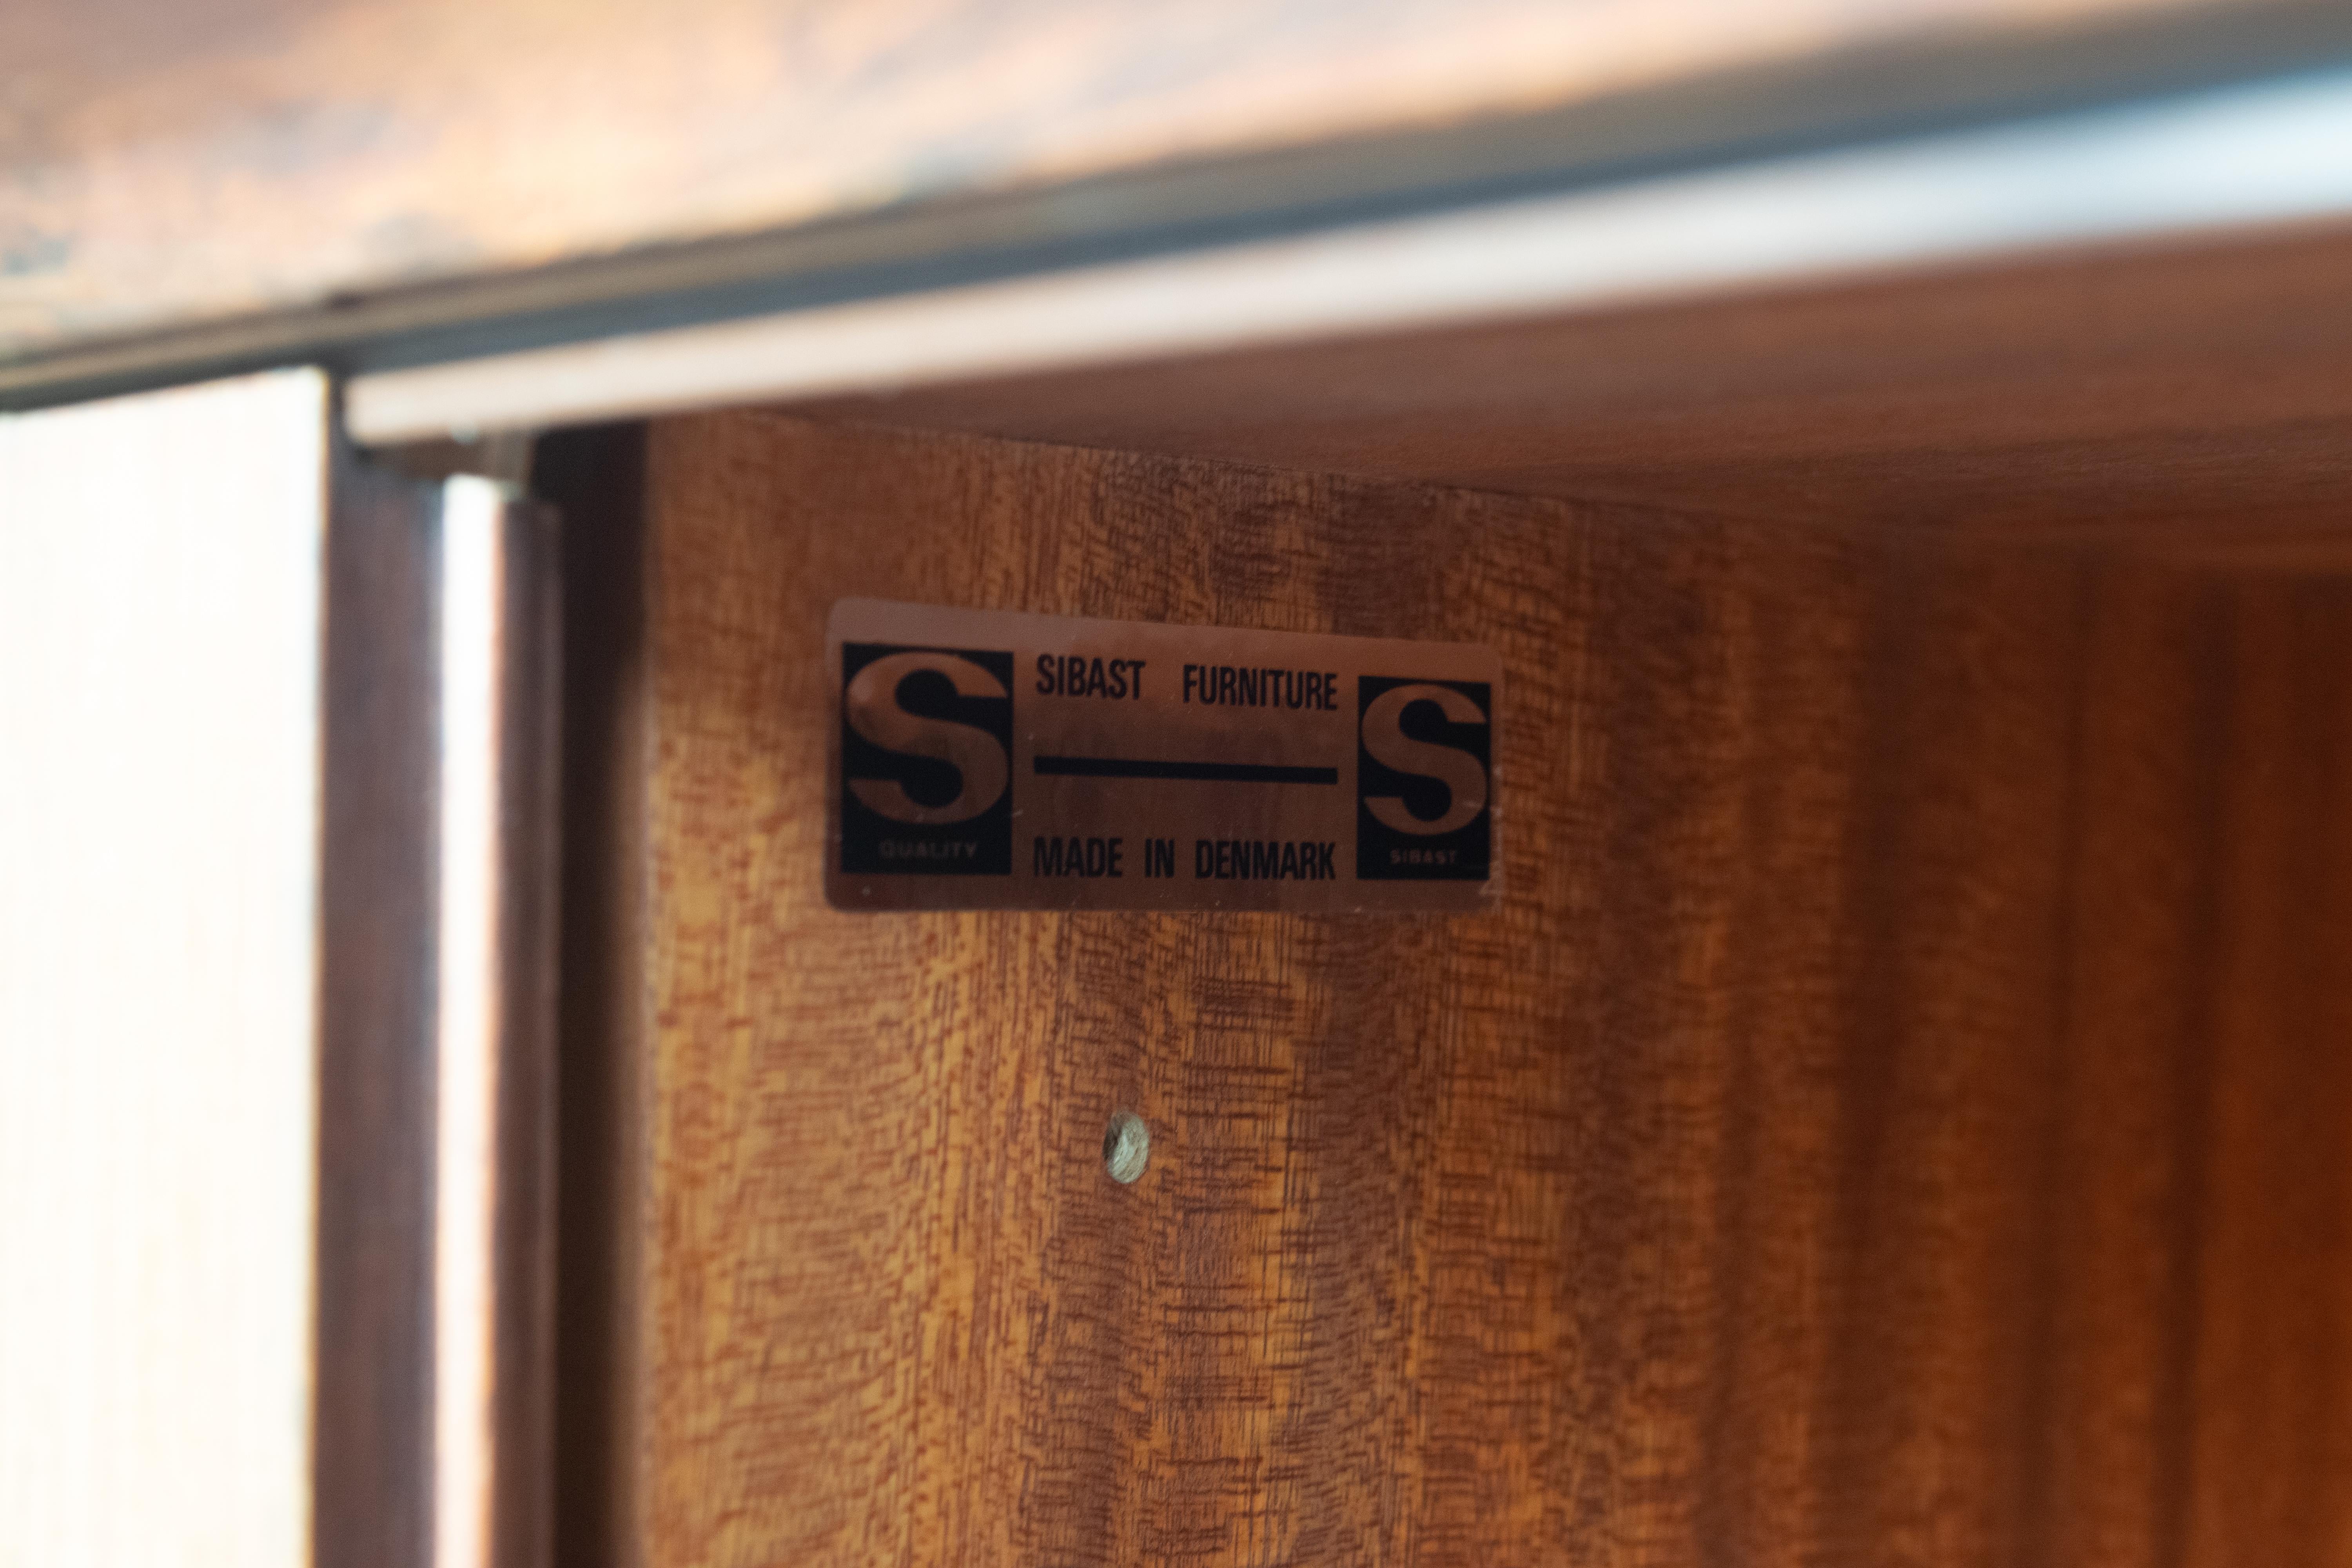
[1103, 1111, 1150, 1184]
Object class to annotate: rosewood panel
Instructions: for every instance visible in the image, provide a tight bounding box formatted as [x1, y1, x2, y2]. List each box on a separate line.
[6, 0, 2341, 387]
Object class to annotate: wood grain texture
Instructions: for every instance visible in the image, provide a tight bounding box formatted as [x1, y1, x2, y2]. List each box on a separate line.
[0, 0, 2320, 364]
[635, 411, 2352, 1565]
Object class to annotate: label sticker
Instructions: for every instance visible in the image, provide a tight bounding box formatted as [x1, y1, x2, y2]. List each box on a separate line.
[828, 599, 1499, 912]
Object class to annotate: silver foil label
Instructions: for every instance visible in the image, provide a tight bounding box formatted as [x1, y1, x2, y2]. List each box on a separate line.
[827, 599, 1499, 912]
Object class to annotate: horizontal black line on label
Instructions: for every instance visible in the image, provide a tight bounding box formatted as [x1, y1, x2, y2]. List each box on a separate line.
[1033, 755, 1338, 785]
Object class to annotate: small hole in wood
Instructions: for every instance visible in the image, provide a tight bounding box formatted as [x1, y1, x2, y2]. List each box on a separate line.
[1103, 1111, 1150, 1184]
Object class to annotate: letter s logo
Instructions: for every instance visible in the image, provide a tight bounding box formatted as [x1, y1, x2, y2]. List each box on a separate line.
[844, 650, 1009, 824]
[1360, 682, 1488, 835]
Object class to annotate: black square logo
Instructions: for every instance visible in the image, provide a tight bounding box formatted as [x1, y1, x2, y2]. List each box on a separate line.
[1356, 676, 1491, 881]
[840, 642, 1014, 875]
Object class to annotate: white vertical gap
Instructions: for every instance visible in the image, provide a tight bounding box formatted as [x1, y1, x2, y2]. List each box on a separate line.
[0, 368, 325, 1568]
[436, 476, 508, 1568]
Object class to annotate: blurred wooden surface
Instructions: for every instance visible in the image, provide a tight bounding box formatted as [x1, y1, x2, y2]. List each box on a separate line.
[316, 441, 441, 1568]
[2, 0, 2337, 370]
[784, 219, 2352, 531]
[628, 410, 2352, 1565]
[536, 425, 655, 1568]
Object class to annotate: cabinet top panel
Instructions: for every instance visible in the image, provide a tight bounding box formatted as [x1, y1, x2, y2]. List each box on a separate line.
[4, 0, 2345, 403]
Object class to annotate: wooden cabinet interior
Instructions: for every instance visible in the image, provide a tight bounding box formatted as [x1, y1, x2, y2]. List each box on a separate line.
[555, 398, 2352, 1565]
[779, 220, 2352, 531]
[11, 5, 2351, 1562]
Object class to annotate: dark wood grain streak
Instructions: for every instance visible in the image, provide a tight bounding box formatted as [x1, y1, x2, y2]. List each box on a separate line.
[486, 492, 565, 1568]
[634, 411, 2352, 1566]
[316, 446, 440, 1568]
[536, 426, 654, 1568]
